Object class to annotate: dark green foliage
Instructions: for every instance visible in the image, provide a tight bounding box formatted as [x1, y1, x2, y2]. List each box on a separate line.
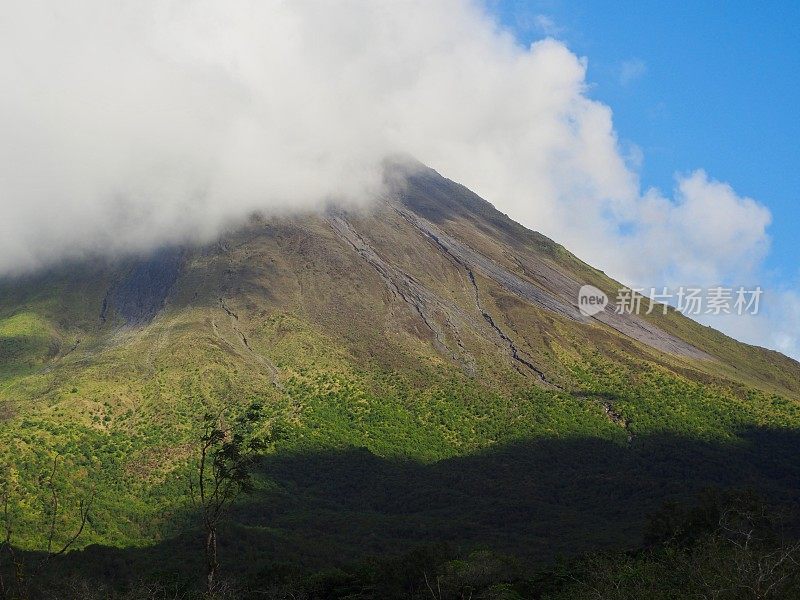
[548, 491, 800, 600]
[2, 433, 798, 598]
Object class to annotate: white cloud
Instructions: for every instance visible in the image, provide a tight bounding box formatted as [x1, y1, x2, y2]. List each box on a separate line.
[0, 0, 795, 359]
[770, 290, 800, 357]
[699, 288, 800, 358]
[618, 58, 647, 86]
[618, 170, 772, 287]
[509, 11, 563, 37]
[532, 15, 564, 37]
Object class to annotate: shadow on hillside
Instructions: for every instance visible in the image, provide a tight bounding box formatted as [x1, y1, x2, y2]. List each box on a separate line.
[29, 426, 800, 591]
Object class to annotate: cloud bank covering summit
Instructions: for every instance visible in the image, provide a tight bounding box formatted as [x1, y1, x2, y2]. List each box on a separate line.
[0, 0, 793, 356]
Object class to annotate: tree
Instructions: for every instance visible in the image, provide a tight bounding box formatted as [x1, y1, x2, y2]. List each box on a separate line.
[0, 456, 93, 600]
[189, 401, 271, 594]
[688, 498, 800, 600]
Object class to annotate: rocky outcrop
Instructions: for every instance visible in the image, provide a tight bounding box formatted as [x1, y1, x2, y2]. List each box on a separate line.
[392, 199, 708, 361]
[101, 247, 183, 326]
[326, 212, 478, 376]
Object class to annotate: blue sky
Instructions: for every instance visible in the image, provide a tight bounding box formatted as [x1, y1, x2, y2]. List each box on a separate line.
[492, 0, 799, 285]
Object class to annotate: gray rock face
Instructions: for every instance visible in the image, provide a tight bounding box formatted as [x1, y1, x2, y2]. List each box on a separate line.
[390, 164, 709, 361]
[101, 247, 183, 326]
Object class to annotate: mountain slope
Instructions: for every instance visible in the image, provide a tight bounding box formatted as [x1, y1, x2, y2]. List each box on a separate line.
[1, 160, 799, 564]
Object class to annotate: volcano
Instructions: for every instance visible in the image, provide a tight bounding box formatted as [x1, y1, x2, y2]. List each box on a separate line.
[1, 160, 799, 589]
